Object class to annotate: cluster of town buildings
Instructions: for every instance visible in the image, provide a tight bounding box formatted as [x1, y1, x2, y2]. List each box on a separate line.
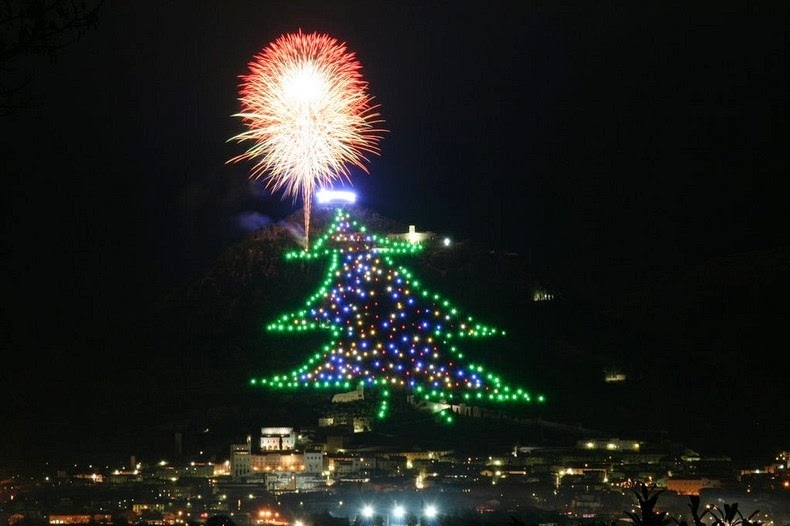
[2, 423, 789, 526]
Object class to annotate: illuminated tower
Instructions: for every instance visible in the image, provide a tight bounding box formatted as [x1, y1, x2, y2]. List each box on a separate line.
[252, 208, 544, 422]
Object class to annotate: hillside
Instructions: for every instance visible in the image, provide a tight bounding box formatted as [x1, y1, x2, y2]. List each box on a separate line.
[17, 205, 784, 469]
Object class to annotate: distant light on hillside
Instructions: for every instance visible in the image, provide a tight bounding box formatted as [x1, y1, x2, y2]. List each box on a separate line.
[604, 368, 627, 383]
[533, 289, 554, 302]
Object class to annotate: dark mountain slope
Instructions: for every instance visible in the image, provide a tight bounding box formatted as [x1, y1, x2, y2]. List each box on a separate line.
[11, 205, 783, 469]
[107, 206, 661, 459]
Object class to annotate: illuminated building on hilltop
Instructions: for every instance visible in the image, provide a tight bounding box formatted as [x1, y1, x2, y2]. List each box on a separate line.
[386, 224, 437, 245]
[229, 432, 324, 490]
[260, 427, 297, 451]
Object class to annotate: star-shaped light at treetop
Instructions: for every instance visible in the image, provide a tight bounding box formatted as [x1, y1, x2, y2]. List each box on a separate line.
[251, 208, 545, 422]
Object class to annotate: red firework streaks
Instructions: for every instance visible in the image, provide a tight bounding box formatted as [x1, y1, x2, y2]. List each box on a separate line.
[228, 30, 385, 247]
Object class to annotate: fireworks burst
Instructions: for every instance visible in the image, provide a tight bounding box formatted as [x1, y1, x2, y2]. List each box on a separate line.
[227, 30, 385, 248]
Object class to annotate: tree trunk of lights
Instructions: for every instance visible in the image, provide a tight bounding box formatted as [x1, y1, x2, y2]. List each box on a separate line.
[303, 191, 312, 250]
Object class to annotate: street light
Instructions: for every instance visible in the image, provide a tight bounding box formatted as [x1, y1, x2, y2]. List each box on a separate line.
[359, 504, 377, 526]
[392, 504, 405, 525]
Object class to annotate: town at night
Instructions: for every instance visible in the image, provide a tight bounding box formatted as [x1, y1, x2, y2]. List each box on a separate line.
[2, 2, 788, 526]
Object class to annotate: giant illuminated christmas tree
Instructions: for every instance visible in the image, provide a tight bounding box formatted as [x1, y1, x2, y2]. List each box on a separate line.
[251, 207, 545, 423]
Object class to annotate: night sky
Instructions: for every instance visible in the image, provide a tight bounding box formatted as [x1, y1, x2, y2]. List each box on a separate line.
[2, 2, 788, 467]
